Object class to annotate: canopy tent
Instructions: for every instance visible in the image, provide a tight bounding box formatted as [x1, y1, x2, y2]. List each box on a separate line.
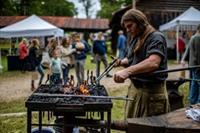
[0, 15, 64, 38]
[159, 7, 200, 31]
[159, 7, 200, 62]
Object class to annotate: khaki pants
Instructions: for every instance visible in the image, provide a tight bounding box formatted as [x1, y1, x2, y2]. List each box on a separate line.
[125, 81, 170, 119]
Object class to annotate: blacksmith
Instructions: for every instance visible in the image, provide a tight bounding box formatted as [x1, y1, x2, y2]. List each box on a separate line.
[113, 9, 170, 118]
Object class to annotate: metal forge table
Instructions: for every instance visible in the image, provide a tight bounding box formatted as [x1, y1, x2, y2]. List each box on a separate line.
[25, 85, 113, 133]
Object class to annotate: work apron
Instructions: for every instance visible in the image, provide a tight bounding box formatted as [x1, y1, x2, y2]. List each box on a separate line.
[125, 81, 170, 119]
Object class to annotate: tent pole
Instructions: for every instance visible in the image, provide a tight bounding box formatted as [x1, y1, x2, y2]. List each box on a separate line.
[181, 41, 190, 63]
[176, 21, 180, 63]
[0, 48, 3, 73]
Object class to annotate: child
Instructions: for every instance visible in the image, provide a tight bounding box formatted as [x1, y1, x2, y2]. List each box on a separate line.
[50, 49, 62, 85]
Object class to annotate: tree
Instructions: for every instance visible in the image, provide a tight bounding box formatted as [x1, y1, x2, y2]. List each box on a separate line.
[97, 0, 132, 55]
[97, 0, 132, 19]
[78, 0, 96, 18]
[0, 0, 76, 16]
[0, 0, 17, 16]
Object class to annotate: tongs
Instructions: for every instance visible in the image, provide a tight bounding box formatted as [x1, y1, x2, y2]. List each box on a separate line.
[95, 56, 118, 84]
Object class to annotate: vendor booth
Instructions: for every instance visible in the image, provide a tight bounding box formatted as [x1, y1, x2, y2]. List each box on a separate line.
[0, 15, 64, 70]
[159, 7, 200, 62]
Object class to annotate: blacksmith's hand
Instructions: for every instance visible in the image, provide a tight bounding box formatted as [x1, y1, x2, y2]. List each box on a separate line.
[114, 59, 121, 67]
[114, 69, 129, 83]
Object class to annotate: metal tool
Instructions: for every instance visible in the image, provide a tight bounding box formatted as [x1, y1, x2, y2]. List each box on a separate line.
[153, 65, 200, 74]
[95, 56, 118, 83]
[33, 93, 134, 101]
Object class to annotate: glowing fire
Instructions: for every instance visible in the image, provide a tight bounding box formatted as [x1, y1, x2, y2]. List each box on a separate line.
[80, 84, 90, 95]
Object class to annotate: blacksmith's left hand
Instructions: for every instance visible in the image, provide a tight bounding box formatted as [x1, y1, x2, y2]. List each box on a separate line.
[113, 69, 129, 83]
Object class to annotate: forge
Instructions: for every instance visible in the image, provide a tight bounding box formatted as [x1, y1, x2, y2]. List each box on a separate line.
[25, 84, 113, 133]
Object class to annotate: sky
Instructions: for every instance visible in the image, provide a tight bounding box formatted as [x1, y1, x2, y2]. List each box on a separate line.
[68, 0, 101, 18]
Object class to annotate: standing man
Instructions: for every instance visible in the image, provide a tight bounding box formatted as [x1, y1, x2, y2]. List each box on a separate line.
[117, 30, 127, 59]
[113, 9, 170, 118]
[72, 33, 90, 85]
[189, 24, 200, 105]
[93, 32, 112, 78]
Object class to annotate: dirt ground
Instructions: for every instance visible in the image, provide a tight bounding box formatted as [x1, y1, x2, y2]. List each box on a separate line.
[0, 63, 188, 102]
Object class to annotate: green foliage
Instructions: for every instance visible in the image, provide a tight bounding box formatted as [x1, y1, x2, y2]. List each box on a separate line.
[78, 0, 95, 18]
[0, 0, 76, 16]
[0, 0, 17, 16]
[97, 0, 132, 19]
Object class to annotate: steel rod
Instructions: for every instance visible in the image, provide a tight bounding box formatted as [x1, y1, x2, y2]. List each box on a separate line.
[179, 78, 200, 82]
[96, 58, 117, 83]
[32, 93, 134, 101]
[153, 65, 200, 74]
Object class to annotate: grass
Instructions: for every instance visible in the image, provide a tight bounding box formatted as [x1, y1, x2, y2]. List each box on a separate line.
[0, 98, 26, 114]
[179, 82, 190, 106]
[1, 56, 7, 72]
[0, 115, 27, 133]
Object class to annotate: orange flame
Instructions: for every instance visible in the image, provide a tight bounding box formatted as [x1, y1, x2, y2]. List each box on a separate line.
[80, 84, 90, 95]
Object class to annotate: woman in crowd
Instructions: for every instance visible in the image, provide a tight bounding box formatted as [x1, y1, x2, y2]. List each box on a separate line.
[19, 38, 29, 72]
[71, 33, 90, 85]
[60, 37, 76, 85]
[28, 38, 44, 90]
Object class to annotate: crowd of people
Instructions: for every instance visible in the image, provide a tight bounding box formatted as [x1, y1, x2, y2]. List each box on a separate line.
[18, 32, 118, 90]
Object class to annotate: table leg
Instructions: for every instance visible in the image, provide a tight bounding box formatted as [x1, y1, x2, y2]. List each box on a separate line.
[107, 111, 111, 133]
[27, 109, 31, 133]
[39, 111, 42, 132]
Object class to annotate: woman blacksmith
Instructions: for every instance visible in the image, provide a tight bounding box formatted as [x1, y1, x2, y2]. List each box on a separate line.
[113, 9, 170, 118]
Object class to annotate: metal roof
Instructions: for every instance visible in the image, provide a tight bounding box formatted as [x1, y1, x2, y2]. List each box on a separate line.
[0, 16, 110, 32]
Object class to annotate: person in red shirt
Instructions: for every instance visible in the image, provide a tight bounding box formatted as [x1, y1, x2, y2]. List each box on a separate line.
[175, 32, 186, 62]
[19, 38, 29, 72]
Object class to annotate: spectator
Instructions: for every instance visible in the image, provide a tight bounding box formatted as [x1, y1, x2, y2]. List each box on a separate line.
[60, 37, 76, 85]
[71, 33, 90, 85]
[189, 24, 200, 105]
[50, 49, 62, 85]
[93, 32, 112, 79]
[19, 38, 29, 72]
[175, 32, 186, 62]
[117, 30, 127, 59]
[28, 39, 44, 91]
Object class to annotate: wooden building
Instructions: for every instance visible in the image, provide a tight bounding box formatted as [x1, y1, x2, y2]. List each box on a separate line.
[109, 0, 200, 54]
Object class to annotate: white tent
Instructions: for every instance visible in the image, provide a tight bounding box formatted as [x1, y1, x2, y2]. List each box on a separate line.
[0, 15, 64, 38]
[159, 7, 200, 62]
[159, 7, 200, 31]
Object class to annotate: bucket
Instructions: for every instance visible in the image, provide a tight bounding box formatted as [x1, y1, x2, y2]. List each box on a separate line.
[31, 127, 55, 133]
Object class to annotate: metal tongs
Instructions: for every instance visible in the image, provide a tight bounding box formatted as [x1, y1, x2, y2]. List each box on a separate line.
[95, 56, 118, 84]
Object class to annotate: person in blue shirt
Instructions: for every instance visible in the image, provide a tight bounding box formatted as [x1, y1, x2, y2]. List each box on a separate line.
[50, 49, 62, 85]
[93, 32, 112, 79]
[71, 33, 90, 85]
[117, 30, 127, 59]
